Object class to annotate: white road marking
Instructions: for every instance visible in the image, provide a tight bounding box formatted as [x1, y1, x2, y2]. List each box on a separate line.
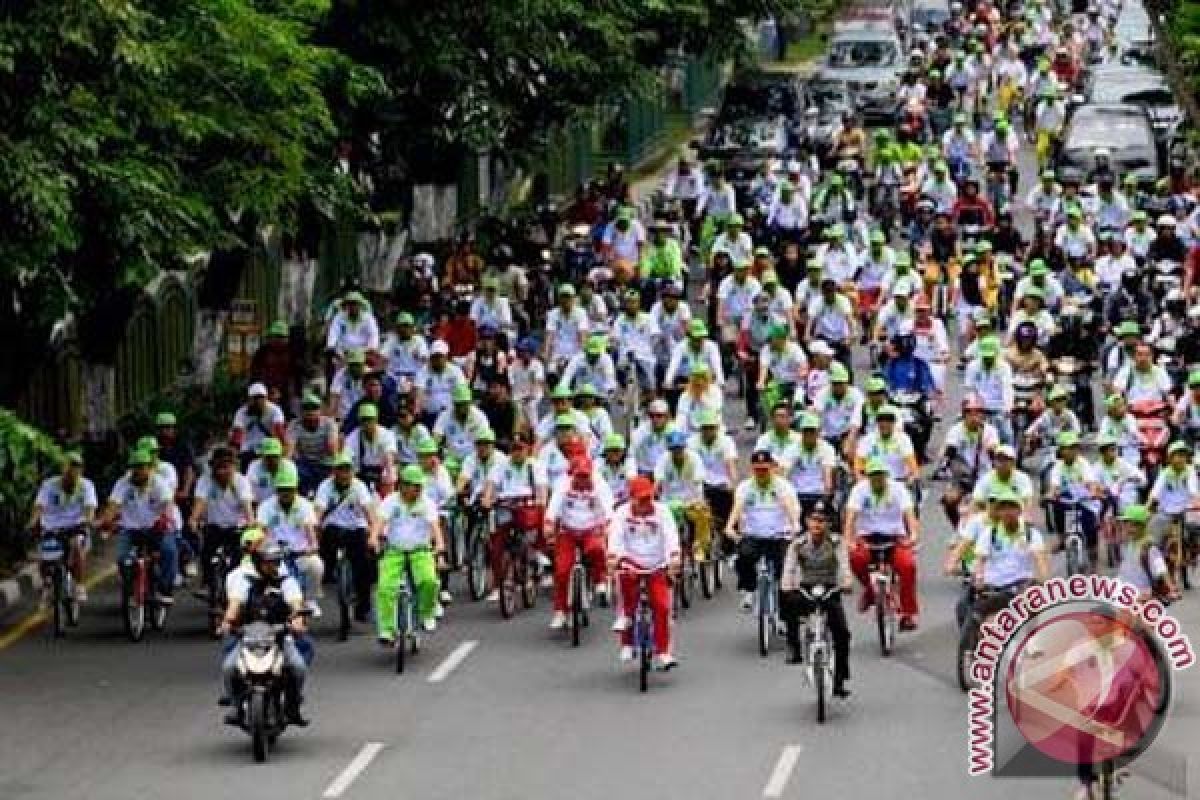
[323, 742, 384, 799]
[427, 640, 478, 684]
[762, 744, 803, 798]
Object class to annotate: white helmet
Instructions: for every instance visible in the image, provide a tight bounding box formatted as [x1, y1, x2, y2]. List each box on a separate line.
[1167, 288, 1185, 303]
[1158, 214, 1178, 228]
[413, 252, 436, 269]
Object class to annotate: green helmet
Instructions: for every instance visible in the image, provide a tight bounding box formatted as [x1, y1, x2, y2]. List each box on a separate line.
[154, 412, 177, 427]
[452, 383, 473, 404]
[864, 457, 888, 475]
[604, 433, 627, 450]
[1119, 504, 1150, 524]
[127, 449, 153, 468]
[416, 437, 439, 455]
[273, 463, 299, 490]
[136, 435, 160, 453]
[400, 465, 426, 486]
[258, 437, 284, 457]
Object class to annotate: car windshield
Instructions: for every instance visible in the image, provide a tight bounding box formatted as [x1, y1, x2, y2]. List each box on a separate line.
[912, 8, 950, 26]
[1067, 112, 1152, 150]
[827, 40, 898, 68]
[721, 83, 796, 118]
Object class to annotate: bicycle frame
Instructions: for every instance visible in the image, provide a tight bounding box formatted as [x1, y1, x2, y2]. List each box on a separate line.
[863, 534, 899, 656]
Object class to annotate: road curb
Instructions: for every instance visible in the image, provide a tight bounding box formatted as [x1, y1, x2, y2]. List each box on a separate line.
[0, 562, 42, 614]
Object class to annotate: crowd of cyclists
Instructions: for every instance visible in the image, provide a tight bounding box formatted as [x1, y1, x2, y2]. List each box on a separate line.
[24, 0, 1200, 791]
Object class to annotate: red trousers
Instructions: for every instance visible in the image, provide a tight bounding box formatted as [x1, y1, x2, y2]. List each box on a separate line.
[617, 571, 672, 655]
[849, 540, 919, 616]
[552, 530, 607, 612]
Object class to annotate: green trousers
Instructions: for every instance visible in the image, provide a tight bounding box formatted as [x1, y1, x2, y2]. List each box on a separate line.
[376, 547, 438, 639]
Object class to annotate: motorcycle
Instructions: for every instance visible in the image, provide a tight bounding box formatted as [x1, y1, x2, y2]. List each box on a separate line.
[890, 389, 934, 464]
[1012, 372, 1046, 466]
[229, 600, 310, 763]
[1130, 398, 1172, 486]
[1150, 260, 1183, 305]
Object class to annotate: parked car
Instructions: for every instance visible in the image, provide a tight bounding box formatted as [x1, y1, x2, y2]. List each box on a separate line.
[1084, 66, 1183, 144]
[1059, 103, 1161, 186]
[909, 0, 951, 34]
[813, 21, 905, 124]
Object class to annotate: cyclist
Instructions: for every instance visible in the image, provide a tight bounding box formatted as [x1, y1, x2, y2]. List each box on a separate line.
[786, 413, 838, 518]
[231, 382, 287, 472]
[535, 383, 591, 448]
[544, 284, 590, 380]
[325, 290, 380, 363]
[370, 465, 446, 643]
[1116, 504, 1178, 603]
[674, 364, 723, 436]
[545, 455, 612, 630]
[607, 475, 681, 669]
[256, 463, 323, 617]
[481, 431, 550, 603]
[394, 400, 433, 467]
[510, 338, 547, 434]
[600, 434, 637, 505]
[631, 398, 677, 475]
[756, 402, 802, 466]
[190, 447, 254, 596]
[937, 396, 1001, 527]
[414, 340, 468, 429]
[812, 363, 863, 459]
[972, 489, 1050, 595]
[344, 404, 398, 492]
[963, 336, 1016, 445]
[314, 452, 377, 624]
[844, 457, 921, 630]
[103, 449, 176, 606]
[970, 444, 1037, 517]
[664, 319, 726, 393]
[854, 405, 919, 485]
[285, 392, 339, 494]
[217, 542, 311, 726]
[655, 430, 711, 565]
[1147, 440, 1200, 533]
[330, 349, 369, 423]
[433, 384, 491, 464]
[726, 450, 801, 611]
[612, 289, 661, 397]
[1044, 431, 1103, 566]
[944, 490, 1001, 628]
[757, 323, 808, 404]
[561, 333, 617, 399]
[380, 312, 429, 392]
[1112, 343, 1174, 406]
[780, 500, 852, 695]
[31, 451, 97, 604]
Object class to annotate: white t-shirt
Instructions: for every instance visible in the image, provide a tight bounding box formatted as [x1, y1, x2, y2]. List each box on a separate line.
[546, 475, 614, 531]
[233, 402, 286, 455]
[226, 563, 303, 607]
[108, 475, 171, 530]
[845, 480, 912, 536]
[36, 477, 98, 531]
[193, 473, 253, 529]
[734, 476, 798, 539]
[488, 457, 549, 501]
[256, 496, 317, 552]
[314, 478, 375, 530]
[975, 524, 1044, 587]
[376, 493, 439, 550]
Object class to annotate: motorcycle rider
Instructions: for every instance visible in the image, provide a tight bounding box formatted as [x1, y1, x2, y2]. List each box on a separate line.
[937, 395, 1001, 527]
[1112, 342, 1175, 405]
[779, 500, 852, 696]
[963, 336, 1016, 446]
[217, 541, 311, 726]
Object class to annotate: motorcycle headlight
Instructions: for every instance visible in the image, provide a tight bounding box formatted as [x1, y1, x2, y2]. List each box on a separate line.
[811, 585, 827, 599]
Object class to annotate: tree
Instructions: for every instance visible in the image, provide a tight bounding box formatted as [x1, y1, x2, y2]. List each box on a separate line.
[322, 0, 808, 180]
[0, 0, 369, 402]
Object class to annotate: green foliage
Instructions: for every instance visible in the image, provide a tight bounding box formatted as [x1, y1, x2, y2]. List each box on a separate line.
[0, 0, 363, 392]
[0, 409, 66, 566]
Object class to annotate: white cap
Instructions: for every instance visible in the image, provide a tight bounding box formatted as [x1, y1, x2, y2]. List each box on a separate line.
[431, 339, 450, 355]
[995, 444, 1016, 460]
[809, 341, 834, 356]
[1158, 214, 1177, 227]
[247, 382, 268, 398]
[1094, 147, 1110, 158]
[648, 398, 669, 414]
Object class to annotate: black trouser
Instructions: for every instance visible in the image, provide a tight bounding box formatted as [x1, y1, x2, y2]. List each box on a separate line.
[735, 537, 788, 592]
[319, 525, 373, 618]
[704, 485, 734, 557]
[201, 525, 241, 590]
[781, 589, 851, 683]
[743, 358, 761, 424]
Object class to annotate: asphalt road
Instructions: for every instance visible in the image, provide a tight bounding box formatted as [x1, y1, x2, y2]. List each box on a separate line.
[2, 121, 1197, 800]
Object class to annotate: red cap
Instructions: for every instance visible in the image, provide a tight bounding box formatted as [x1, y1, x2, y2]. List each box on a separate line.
[628, 475, 655, 500]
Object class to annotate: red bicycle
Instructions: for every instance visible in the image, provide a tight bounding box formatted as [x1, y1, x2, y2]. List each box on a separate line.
[119, 528, 170, 642]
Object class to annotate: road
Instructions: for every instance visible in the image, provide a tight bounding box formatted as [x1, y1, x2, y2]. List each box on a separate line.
[3, 79, 1198, 800]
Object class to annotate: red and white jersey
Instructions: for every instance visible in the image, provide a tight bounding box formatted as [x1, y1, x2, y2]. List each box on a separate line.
[607, 501, 680, 570]
[546, 473, 614, 532]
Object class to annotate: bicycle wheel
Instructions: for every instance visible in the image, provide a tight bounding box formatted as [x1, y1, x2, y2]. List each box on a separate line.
[1098, 760, 1116, 800]
[678, 555, 692, 611]
[758, 599, 771, 658]
[395, 595, 409, 674]
[498, 553, 516, 619]
[957, 621, 979, 693]
[876, 582, 892, 657]
[208, 564, 225, 639]
[1065, 535, 1085, 577]
[336, 557, 353, 642]
[570, 567, 583, 647]
[699, 553, 713, 599]
[639, 627, 651, 693]
[51, 569, 65, 639]
[466, 530, 488, 601]
[123, 565, 146, 643]
[519, 553, 537, 609]
[64, 572, 80, 628]
[815, 649, 828, 724]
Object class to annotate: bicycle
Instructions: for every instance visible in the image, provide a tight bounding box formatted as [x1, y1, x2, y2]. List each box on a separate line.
[798, 584, 842, 724]
[755, 552, 782, 658]
[567, 537, 595, 647]
[671, 505, 698, 615]
[462, 507, 490, 602]
[957, 581, 1028, 692]
[863, 533, 901, 657]
[38, 529, 81, 638]
[1166, 512, 1197, 591]
[324, 526, 363, 642]
[388, 547, 423, 674]
[618, 564, 667, 693]
[493, 503, 539, 619]
[1055, 499, 1090, 577]
[205, 530, 240, 640]
[118, 529, 169, 643]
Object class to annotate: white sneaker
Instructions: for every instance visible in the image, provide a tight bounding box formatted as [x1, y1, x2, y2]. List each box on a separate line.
[184, 562, 199, 579]
[549, 611, 568, 629]
[156, 593, 175, 607]
[173, 573, 184, 589]
[306, 600, 323, 619]
[593, 582, 608, 601]
[611, 615, 631, 632]
[740, 591, 754, 611]
[485, 589, 500, 603]
[439, 589, 454, 604]
[434, 603, 445, 620]
[535, 552, 553, 570]
[743, 419, 756, 431]
[619, 645, 635, 663]
[422, 617, 437, 633]
[539, 575, 554, 590]
[74, 584, 88, 603]
[655, 653, 678, 670]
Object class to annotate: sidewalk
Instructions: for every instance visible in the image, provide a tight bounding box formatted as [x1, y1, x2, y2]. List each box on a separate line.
[1140, 596, 1199, 798]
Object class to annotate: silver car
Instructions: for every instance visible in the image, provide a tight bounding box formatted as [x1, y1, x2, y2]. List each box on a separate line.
[814, 24, 905, 123]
